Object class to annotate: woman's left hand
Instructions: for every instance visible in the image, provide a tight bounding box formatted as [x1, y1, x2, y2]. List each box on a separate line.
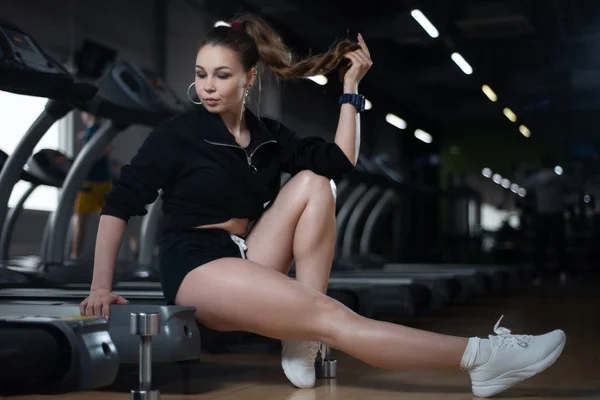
[343, 33, 373, 87]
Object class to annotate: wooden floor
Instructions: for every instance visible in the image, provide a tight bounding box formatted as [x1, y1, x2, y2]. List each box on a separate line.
[11, 274, 600, 400]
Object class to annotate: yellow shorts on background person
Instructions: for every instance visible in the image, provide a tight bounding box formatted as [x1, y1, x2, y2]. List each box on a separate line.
[74, 181, 112, 214]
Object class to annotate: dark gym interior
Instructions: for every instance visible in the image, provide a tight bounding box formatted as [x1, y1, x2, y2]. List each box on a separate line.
[0, 1, 599, 399]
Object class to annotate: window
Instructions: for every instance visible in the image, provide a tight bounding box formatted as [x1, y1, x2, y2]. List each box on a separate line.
[481, 203, 520, 231]
[0, 92, 62, 211]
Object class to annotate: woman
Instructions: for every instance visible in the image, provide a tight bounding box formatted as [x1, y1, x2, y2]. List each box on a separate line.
[79, 14, 565, 398]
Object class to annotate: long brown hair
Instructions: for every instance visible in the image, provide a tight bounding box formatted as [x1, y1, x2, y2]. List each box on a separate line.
[199, 13, 360, 84]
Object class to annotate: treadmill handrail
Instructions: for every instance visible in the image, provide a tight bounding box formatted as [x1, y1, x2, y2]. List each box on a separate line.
[0, 101, 72, 250]
[44, 120, 124, 264]
[137, 195, 163, 268]
[359, 189, 401, 256]
[0, 182, 37, 260]
[335, 179, 351, 202]
[335, 183, 369, 256]
[341, 185, 382, 258]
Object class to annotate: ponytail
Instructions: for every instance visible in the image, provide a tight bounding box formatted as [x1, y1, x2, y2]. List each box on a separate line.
[237, 14, 359, 81]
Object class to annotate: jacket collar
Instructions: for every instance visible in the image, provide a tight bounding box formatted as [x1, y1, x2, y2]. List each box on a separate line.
[196, 105, 276, 147]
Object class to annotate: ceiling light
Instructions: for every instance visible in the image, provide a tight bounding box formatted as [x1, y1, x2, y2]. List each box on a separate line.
[492, 174, 502, 184]
[385, 113, 407, 130]
[510, 183, 519, 193]
[482, 85, 497, 102]
[410, 9, 439, 38]
[307, 75, 328, 85]
[519, 125, 531, 137]
[501, 178, 511, 188]
[414, 129, 432, 143]
[451, 52, 473, 75]
[554, 165, 563, 175]
[365, 99, 373, 110]
[214, 21, 230, 27]
[518, 188, 527, 197]
[482, 168, 492, 178]
[503, 107, 517, 122]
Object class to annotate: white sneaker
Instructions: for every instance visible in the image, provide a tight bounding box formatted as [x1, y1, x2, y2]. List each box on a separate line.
[467, 316, 566, 398]
[281, 340, 321, 388]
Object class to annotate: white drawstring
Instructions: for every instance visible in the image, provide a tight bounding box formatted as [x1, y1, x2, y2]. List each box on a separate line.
[329, 179, 337, 200]
[230, 235, 248, 259]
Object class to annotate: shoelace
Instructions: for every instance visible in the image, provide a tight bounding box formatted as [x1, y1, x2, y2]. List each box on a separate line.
[306, 341, 322, 364]
[493, 315, 533, 348]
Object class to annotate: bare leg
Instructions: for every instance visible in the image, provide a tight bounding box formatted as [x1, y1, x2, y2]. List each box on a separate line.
[246, 171, 336, 293]
[71, 212, 89, 259]
[175, 258, 468, 370]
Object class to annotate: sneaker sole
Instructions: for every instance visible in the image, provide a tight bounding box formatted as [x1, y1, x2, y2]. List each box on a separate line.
[282, 357, 316, 389]
[472, 332, 566, 398]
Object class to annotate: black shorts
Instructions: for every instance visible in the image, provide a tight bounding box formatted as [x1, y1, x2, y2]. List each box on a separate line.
[158, 228, 248, 304]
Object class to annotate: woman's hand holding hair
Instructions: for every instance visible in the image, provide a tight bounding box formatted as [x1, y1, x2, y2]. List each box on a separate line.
[342, 33, 373, 91]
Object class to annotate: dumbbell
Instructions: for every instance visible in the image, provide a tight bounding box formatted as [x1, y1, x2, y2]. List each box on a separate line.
[130, 312, 160, 400]
[315, 344, 337, 379]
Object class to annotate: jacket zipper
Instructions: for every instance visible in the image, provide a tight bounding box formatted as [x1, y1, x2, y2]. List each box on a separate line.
[204, 139, 277, 173]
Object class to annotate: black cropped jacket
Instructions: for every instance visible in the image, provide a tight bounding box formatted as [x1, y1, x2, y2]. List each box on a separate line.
[101, 106, 355, 233]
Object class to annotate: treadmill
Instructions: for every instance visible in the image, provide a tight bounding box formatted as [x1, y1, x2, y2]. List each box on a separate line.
[0, 148, 73, 264]
[0, 18, 202, 376]
[1, 58, 186, 282]
[330, 151, 519, 299]
[326, 156, 461, 312]
[0, 18, 119, 395]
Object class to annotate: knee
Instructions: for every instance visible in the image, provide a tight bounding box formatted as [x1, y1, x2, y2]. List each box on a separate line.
[312, 295, 354, 345]
[292, 170, 336, 205]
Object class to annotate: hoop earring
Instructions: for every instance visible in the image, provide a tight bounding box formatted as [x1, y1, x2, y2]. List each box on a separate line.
[187, 82, 201, 105]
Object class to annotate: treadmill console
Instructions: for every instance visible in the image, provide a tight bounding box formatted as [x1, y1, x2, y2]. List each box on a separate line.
[110, 62, 184, 113]
[88, 61, 185, 126]
[0, 18, 97, 101]
[141, 67, 185, 111]
[24, 149, 72, 188]
[0, 19, 69, 76]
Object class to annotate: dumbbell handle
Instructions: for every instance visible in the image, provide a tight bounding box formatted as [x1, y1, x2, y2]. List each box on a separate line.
[139, 336, 152, 390]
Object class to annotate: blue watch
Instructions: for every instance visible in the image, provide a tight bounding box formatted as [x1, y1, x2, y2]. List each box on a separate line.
[339, 93, 366, 113]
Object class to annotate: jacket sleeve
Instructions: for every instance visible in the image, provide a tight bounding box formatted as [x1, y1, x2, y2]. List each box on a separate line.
[101, 122, 183, 222]
[271, 119, 355, 179]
